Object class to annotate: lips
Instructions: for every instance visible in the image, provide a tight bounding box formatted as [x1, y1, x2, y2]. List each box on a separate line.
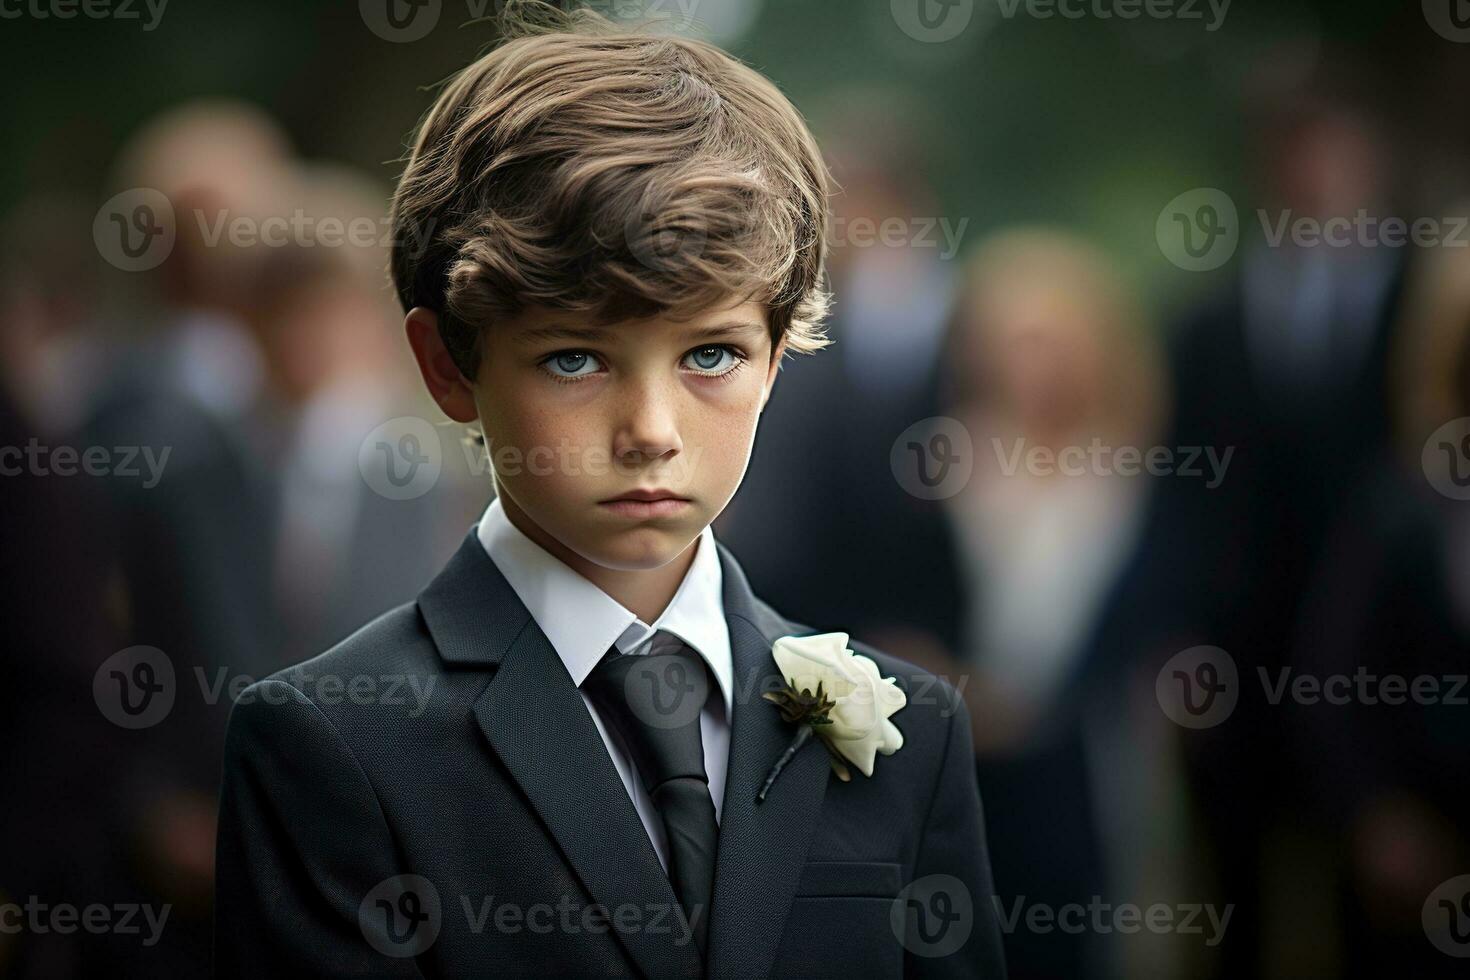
[600, 489, 689, 503]
[597, 490, 692, 519]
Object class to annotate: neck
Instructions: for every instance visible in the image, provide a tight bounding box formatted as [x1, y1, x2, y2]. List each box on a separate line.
[496, 490, 699, 625]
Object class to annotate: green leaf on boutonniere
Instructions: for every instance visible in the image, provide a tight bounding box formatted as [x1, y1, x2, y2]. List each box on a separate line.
[757, 680, 847, 803]
[761, 679, 837, 725]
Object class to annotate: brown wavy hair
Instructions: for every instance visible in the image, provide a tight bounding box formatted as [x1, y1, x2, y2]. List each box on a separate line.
[388, 0, 834, 379]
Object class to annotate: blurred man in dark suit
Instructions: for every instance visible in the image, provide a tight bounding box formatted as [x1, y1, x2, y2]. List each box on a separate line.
[1161, 64, 1413, 976]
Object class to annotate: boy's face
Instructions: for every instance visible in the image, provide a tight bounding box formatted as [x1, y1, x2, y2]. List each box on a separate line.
[471, 295, 784, 572]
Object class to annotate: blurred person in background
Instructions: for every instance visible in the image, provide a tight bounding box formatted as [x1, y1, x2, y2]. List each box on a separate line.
[71, 95, 485, 969]
[6, 93, 483, 973]
[1281, 208, 1470, 979]
[0, 194, 109, 437]
[716, 90, 969, 662]
[85, 99, 294, 684]
[74, 99, 298, 974]
[1161, 56, 1414, 978]
[0, 206, 131, 977]
[247, 164, 480, 664]
[939, 229, 1194, 979]
[72, 102, 485, 973]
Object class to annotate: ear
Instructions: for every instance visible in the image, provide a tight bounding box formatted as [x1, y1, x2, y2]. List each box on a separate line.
[760, 333, 788, 413]
[405, 307, 478, 424]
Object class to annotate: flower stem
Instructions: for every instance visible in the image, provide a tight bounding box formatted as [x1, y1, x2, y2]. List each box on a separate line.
[756, 724, 813, 804]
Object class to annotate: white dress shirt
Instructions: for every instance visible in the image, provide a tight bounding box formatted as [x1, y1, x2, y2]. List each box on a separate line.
[476, 495, 733, 875]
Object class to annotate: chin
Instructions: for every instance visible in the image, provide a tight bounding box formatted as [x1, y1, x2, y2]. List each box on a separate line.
[585, 525, 700, 571]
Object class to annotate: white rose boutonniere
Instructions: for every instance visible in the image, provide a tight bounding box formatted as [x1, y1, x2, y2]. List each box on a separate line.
[755, 632, 907, 803]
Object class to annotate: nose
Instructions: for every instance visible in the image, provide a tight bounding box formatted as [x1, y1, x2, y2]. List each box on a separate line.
[612, 373, 683, 464]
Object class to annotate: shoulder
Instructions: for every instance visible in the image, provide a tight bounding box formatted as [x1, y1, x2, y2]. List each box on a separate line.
[270, 600, 436, 691]
[224, 600, 443, 742]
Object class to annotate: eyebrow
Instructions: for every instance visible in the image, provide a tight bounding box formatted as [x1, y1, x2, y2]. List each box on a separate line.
[514, 319, 766, 346]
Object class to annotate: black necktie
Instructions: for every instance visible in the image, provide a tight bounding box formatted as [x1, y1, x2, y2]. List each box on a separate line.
[581, 630, 718, 961]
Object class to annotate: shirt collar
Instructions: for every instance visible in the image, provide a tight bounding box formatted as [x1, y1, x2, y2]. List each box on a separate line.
[475, 495, 733, 718]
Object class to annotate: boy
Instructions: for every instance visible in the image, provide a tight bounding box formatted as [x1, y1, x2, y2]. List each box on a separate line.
[214, 4, 1006, 977]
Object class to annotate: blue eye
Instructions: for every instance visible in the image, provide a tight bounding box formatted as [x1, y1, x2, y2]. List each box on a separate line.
[541, 351, 603, 380]
[684, 345, 743, 376]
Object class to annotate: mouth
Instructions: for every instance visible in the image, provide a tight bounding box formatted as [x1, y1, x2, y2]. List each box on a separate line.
[598, 489, 692, 519]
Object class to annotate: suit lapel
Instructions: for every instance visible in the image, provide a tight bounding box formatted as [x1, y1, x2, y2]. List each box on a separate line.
[418, 534, 701, 980]
[705, 541, 832, 980]
[418, 532, 831, 980]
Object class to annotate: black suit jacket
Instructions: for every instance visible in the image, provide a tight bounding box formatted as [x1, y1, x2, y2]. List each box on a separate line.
[215, 531, 1006, 978]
